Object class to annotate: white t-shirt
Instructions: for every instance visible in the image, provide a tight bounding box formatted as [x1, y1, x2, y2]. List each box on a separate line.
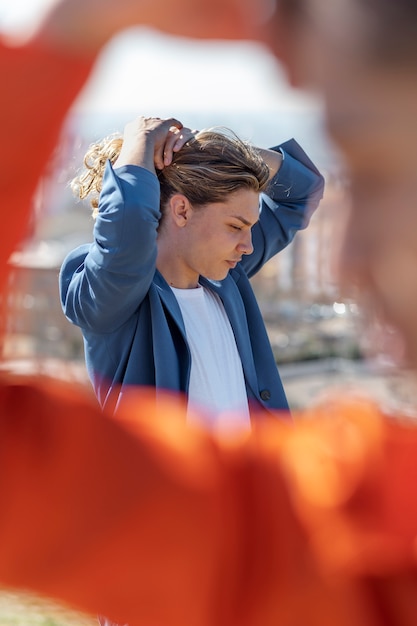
[171, 283, 251, 433]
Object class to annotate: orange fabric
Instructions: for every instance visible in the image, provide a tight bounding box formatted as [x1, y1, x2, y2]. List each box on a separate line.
[0, 37, 417, 626]
[0, 382, 416, 625]
[0, 39, 93, 289]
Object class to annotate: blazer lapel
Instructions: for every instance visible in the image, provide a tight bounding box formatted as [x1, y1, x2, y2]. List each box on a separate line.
[153, 270, 187, 338]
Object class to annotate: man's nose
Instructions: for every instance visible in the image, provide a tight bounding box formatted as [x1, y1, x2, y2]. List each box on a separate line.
[238, 230, 253, 255]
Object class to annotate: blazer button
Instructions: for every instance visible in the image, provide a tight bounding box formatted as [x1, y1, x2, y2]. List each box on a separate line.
[260, 389, 271, 401]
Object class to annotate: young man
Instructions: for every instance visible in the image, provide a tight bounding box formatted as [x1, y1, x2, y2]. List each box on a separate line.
[60, 116, 324, 423]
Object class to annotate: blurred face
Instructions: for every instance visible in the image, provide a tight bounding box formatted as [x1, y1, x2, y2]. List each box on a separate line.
[268, 0, 417, 368]
[175, 188, 260, 286]
[334, 74, 417, 367]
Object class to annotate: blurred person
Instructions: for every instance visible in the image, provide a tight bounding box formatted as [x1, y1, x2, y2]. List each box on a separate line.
[59, 115, 324, 422]
[0, 2, 417, 626]
[265, 0, 417, 367]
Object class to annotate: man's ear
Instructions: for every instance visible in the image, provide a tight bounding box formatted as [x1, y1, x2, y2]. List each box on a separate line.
[169, 194, 192, 227]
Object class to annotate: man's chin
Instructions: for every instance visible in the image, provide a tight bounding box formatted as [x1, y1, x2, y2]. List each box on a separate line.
[203, 270, 229, 282]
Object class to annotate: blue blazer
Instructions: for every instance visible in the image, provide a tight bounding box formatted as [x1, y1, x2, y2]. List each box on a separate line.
[59, 139, 324, 417]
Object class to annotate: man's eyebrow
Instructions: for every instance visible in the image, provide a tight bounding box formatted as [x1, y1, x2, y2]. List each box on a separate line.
[230, 214, 258, 227]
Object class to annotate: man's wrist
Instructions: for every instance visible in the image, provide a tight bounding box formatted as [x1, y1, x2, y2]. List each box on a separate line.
[258, 147, 283, 180]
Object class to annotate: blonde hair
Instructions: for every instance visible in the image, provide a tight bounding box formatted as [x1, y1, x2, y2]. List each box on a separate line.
[71, 134, 123, 216]
[71, 128, 270, 219]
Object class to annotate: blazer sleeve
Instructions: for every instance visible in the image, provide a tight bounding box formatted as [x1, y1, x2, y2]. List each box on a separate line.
[241, 138, 325, 278]
[60, 161, 161, 333]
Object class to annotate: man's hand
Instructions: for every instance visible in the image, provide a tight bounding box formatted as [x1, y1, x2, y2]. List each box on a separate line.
[113, 116, 196, 173]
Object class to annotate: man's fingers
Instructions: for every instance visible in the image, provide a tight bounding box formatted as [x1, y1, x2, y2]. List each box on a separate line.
[173, 128, 196, 151]
[149, 118, 182, 169]
[162, 126, 192, 166]
[166, 118, 183, 132]
[150, 120, 193, 168]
